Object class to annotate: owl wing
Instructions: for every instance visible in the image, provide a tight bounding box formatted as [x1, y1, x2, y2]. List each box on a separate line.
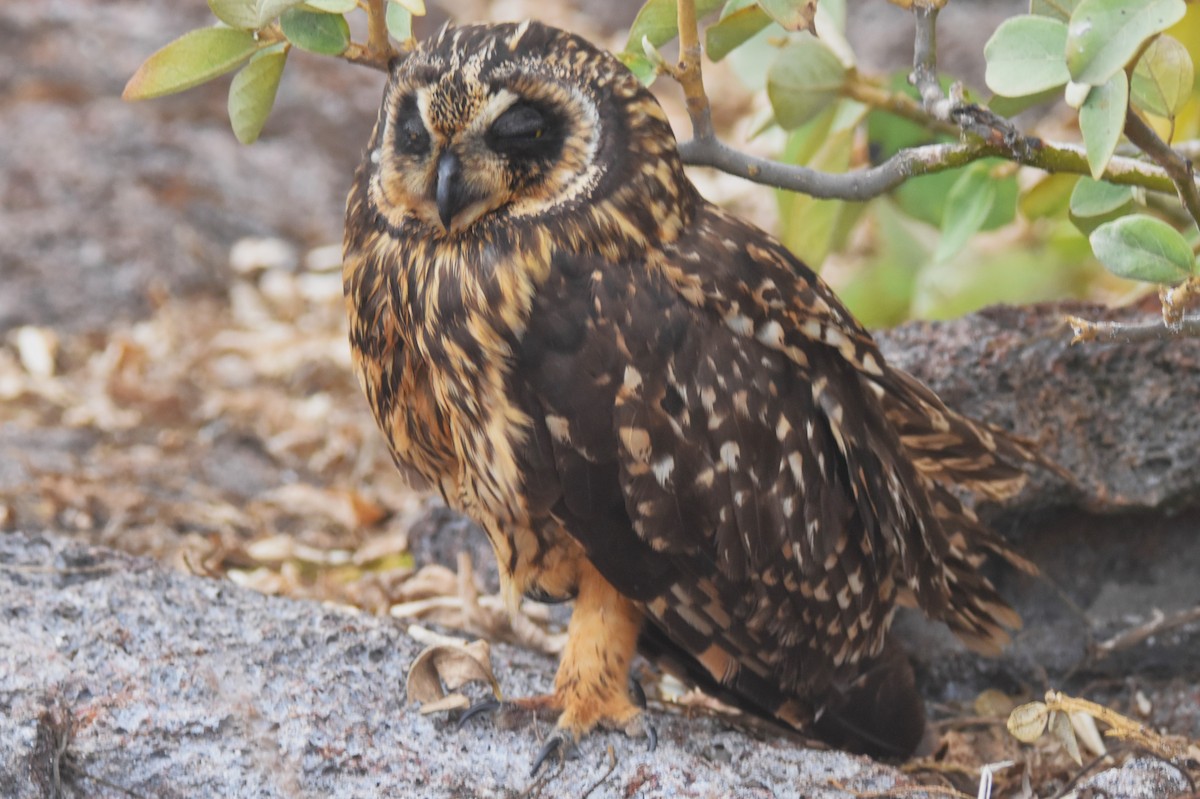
[516, 203, 1029, 754]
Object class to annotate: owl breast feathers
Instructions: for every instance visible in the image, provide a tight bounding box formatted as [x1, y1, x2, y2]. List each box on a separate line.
[342, 20, 1050, 761]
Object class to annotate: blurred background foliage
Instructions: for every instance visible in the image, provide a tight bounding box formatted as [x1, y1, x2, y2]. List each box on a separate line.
[123, 0, 1200, 328]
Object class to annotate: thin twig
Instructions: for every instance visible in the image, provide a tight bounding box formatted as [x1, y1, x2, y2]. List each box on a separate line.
[365, 0, 394, 63]
[1161, 276, 1200, 326]
[1124, 109, 1200, 231]
[842, 78, 959, 137]
[910, 4, 945, 118]
[1066, 314, 1200, 344]
[673, 0, 713, 140]
[679, 136, 1181, 201]
[1094, 605, 1200, 657]
[1049, 754, 1111, 799]
[579, 746, 619, 799]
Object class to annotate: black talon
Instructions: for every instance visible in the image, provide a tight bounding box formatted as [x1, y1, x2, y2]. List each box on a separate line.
[645, 722, 658, 753]
[628, 677, 647, 709]
[457, 698, 502, 729]
[530, 732, 573, 777]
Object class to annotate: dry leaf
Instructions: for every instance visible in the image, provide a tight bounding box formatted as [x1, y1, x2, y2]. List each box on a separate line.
[1069, 710, 1107, 759]
[975, 688, 1017, 717]
[1049, 710, 1082, 766]
[405, 638, 499, 712]
[1007, 701, 1050, 743]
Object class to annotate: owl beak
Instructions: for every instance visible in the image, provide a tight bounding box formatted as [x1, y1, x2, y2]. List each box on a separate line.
[434, 150, 466, 230]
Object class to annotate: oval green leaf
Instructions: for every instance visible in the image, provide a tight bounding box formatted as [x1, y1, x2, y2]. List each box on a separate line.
[391, 0, 425, 14]
[280, 7, 350, 55]
[767, 37, 846, 130]
[1131, 34, 1194, 118]
[228, 46, 288, 144]
[623, 0, 725, 52]
[123, 27, 261, 100]
[758, 0, 817, 32]
[706, 2, 772, 62]
[208, 0, 304, 30]
[984, 15, 1070, 97]
[1031, 0, 1081, 21]
[386, 1, 413, 41]
[1066, 0, 1186, 86]
[304, 0, 358, 12]
[1020, 173, 1079, 220]
[1078, 71, 1128, 179]
[934, 163, 997, 264]
[1089, 214, 1196, 283]
[1069, 177, 1133, 218]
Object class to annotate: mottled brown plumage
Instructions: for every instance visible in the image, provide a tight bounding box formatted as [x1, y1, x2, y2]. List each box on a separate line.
[342, 20, 1048, 760]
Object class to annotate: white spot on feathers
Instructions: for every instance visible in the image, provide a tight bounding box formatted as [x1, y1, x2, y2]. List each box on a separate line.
[720, 442, 740, 469]
[653, 455, 675, 487]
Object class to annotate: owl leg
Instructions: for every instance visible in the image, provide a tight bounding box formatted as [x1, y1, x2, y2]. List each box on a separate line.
[528, 560, 650, 773]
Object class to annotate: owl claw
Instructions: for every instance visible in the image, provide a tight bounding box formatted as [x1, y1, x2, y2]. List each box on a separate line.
[530, 732, 576, 776]
[457, 698, 502, 729]
[628, 676, 648, 709]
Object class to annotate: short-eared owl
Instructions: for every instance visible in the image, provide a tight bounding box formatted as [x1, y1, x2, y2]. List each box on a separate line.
[343, 20, 1048, 763]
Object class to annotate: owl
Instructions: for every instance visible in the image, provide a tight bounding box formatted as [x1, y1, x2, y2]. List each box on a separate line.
[342, 20, 1046, 767]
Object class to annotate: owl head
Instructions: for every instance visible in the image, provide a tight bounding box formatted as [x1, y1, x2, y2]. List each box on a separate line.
[361, 21, 692, 243]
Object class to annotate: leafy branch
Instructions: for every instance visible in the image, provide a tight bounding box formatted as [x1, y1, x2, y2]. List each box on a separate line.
[655, 0, 1200, 341]
[125, 0, 1200, 337]
[123, 0, 413, 142]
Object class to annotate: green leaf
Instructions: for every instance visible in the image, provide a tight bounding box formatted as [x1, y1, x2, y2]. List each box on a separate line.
[228, 45, 287, 144]
[767, 37, 846, 129]
[776, 101, 864, 268]
[208, 0, 303, 29]
[706, 2, 772, 62]
[303, 0, 357, 12]
[838, 200, 924, 327]
[1031, 0, 1081, 21]
[1020, 173, 1079, 220]
[984, 15, 1070, 97]
[391, 0, 425, 13]
[758, 0, 817, 32]
[1078, 71, 1128, 179]
[1065, 0, 1186, 86]
[280, 7, 350, 55]
[617, 52, 658, 84]
[819, 0, 846, 34]
[623, 0, 725, 53]
[386, 1, 413, 41]
[123, 27, 261, 100]
[1089, 214, 1196, 283]
[1131, 34, 1195, 118]
[1069, 177, 1133, 217]
[987, 85, 1063, 117]
[935, 163, 997, 264]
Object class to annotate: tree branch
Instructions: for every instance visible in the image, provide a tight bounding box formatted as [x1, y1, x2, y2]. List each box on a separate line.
[678, 134, 1182, 201]
[673, 3, 1187, 203]
[673, 0, 712, 140]
[1123, 109, 1200, 231]
[1066, 313, 1200, 344]
[365, 0, 395, 64]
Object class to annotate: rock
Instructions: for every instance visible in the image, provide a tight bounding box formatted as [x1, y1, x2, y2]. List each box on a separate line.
[1, 530, 920, 799]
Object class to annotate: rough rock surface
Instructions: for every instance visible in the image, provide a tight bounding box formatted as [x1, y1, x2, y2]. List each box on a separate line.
[1, 531, 921, 799]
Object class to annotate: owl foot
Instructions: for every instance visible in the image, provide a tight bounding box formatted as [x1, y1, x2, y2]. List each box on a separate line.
[528, 714, 657, 777]
[455, 693, 560, 730]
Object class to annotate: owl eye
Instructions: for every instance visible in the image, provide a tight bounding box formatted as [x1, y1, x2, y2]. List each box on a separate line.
[486, 101, 559, 158]
[393, 94, 430, 157]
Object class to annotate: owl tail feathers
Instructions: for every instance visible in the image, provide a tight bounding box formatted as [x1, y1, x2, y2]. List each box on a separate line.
[875, 367, 1070, 503]
[806, 637, 927, 759]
